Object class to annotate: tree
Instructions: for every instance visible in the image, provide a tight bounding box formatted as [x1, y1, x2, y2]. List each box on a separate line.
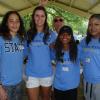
[23, 6, 88, 35]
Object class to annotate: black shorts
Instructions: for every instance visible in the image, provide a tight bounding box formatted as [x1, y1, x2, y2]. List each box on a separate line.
[54, 88, 77, 100]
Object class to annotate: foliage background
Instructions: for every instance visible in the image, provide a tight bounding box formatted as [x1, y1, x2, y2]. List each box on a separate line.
[22, 6, 88, 36]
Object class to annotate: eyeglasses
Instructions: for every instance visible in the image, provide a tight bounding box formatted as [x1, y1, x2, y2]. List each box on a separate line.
[54, 18, 63, 22]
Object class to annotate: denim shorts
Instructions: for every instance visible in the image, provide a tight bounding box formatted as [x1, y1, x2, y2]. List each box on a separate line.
[3, 81, 23, 100]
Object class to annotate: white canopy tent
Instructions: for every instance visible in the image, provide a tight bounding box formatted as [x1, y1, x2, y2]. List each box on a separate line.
[0, 0, 100, 17]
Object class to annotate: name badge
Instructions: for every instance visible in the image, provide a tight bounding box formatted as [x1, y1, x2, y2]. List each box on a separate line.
[85, 57, 91, 63]
[62, 67, 69, 72]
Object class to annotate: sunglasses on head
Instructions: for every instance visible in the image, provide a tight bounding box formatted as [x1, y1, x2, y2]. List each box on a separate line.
[54, 18, 63, 22]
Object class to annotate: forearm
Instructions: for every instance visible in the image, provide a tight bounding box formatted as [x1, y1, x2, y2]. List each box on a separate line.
[0, 85, 8, 100]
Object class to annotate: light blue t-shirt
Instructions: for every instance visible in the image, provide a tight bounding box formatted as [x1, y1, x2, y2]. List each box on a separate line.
[52, 50, 80, 91]
[26, 31, 57, 77]
[0, 36, 25, 86]
[80, 38, 100, 84]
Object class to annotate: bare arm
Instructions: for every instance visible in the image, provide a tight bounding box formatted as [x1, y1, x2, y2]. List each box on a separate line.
[39, 0, 48, 6]
[0, 85, 8, 100]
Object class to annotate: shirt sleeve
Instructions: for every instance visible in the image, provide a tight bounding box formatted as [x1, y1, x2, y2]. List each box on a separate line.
[0, 44, 2, 58]
[23, 40, 29, 59]
[0, 44, 2, 81]
[48, 30, 57, 45]
[78, 44, 83, 61]
[77, 39, 85, 73]
[50, 48, 56, 62]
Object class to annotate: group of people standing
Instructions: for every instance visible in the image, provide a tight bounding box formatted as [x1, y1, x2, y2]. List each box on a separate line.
[0, 4, 100, 100]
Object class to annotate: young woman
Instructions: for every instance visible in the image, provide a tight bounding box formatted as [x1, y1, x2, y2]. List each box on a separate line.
[52, 25, 80, 100]
[25, 6, 56, 100]
[0, 11, 25, 100]
[80, 14, 100, 100]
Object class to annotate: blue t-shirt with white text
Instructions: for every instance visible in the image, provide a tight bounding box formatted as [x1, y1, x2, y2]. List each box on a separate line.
[26, 31, 57, 77]
[52, 50, 80, 91]
[80, 38, 100, 84]
[0, 36, 25, 86]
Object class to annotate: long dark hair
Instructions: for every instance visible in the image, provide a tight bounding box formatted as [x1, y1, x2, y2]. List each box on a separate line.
[0, 11, 25, 41]
[27, 6, 50, 44]
[86, 14, 100, 45]
[55, 25, 77, 63]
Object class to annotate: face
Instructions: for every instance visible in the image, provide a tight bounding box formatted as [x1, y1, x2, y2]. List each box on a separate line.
[7, 13, 20, 36]
[34, 10, 46, 27]
[88, 17, 100, 38]
[54, 17, 64, 33]
[59, 32, 71, 45]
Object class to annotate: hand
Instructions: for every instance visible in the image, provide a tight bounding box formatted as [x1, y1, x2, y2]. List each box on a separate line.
[39, 0, 48, 6]
[49, 43, 55, 49]
[0, 85, 8, 100]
